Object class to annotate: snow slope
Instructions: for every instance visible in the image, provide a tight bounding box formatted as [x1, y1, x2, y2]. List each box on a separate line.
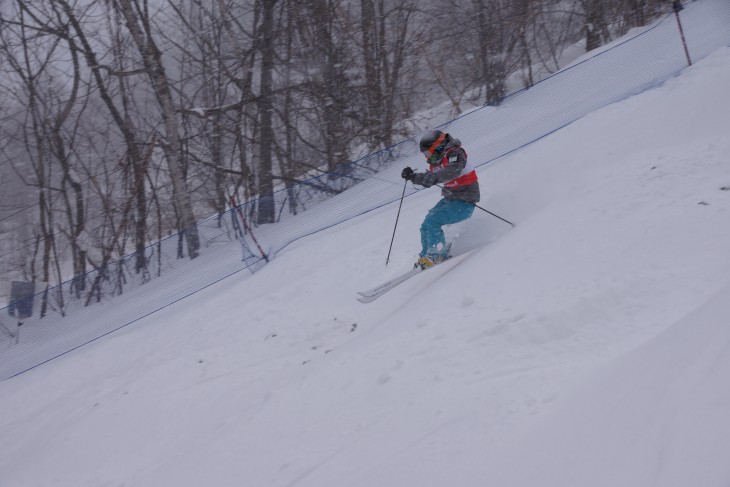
[1, 46, 730, 487]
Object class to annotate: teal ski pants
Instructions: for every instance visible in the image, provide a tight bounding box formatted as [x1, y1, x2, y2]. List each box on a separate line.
[420, 198, 475, 258]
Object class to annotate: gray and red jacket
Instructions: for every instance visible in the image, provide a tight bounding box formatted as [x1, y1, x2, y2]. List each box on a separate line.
[413, 143, 480, 203]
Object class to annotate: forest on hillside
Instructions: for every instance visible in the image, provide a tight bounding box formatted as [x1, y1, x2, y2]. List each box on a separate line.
[0, 0, 668, 295]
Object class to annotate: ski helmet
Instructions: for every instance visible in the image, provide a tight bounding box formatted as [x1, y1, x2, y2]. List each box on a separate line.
[419, 130, 449, 164]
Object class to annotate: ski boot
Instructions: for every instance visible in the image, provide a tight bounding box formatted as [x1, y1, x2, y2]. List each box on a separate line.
[414, 253, 449, 270]
[415, 243, 453, 269]
[414, 256, 436, 269]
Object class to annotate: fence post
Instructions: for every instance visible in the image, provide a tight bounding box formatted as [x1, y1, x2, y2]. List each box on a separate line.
[673, 1, 692, 66]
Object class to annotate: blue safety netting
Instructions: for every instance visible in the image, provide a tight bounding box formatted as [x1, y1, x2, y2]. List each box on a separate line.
[1, 0, 728, 380]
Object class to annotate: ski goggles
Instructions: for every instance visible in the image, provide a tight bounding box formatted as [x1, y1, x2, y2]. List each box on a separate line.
[421, 132, 447, 163]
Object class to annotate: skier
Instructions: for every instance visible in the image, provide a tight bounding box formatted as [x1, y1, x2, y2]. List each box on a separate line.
[401, 129, 480, 269]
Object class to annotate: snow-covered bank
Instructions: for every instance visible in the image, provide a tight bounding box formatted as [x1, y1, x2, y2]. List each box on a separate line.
[488, 282, 730, 487]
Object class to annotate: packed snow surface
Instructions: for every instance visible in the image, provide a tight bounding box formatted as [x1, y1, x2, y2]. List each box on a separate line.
[1, 47, 730, 487]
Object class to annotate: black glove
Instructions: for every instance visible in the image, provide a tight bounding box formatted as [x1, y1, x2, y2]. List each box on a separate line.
[421, 172, 438, 188]
[401, 167, 415, 181]
[672, 0, 683, 11]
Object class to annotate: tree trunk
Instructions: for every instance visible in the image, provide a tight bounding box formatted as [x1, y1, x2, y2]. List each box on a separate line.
[114, 0, 201, 258]
[360, 0, 382, 149]
[584, 0, 609, 52]
[256, 0, 277, 224]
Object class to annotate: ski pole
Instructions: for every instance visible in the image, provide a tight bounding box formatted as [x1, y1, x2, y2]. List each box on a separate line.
[385, 179, 409, 266]
[437, 184, 516, 228]
[472, 203, 515, 228]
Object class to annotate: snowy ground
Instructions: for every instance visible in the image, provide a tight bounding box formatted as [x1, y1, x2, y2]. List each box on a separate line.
[1, 44, 730, 487]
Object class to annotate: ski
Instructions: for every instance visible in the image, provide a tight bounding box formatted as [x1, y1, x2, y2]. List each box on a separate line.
[357, 267, 424, 303]
[358, 243, 459, 303]
[357, 254, 457, 303]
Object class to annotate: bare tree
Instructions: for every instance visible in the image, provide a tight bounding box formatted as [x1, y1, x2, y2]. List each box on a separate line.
[112, 0, 201, 257]
[0, 3, 70, 315]
[528, 1, 583, 75]
[52, 0, 156, 273]
[255, 0, 278, 224]
[580, 0, 611, 51]
[358, 0, 422, 148]
[469, 0, 521, 106]
[619, 0, 663, 29]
